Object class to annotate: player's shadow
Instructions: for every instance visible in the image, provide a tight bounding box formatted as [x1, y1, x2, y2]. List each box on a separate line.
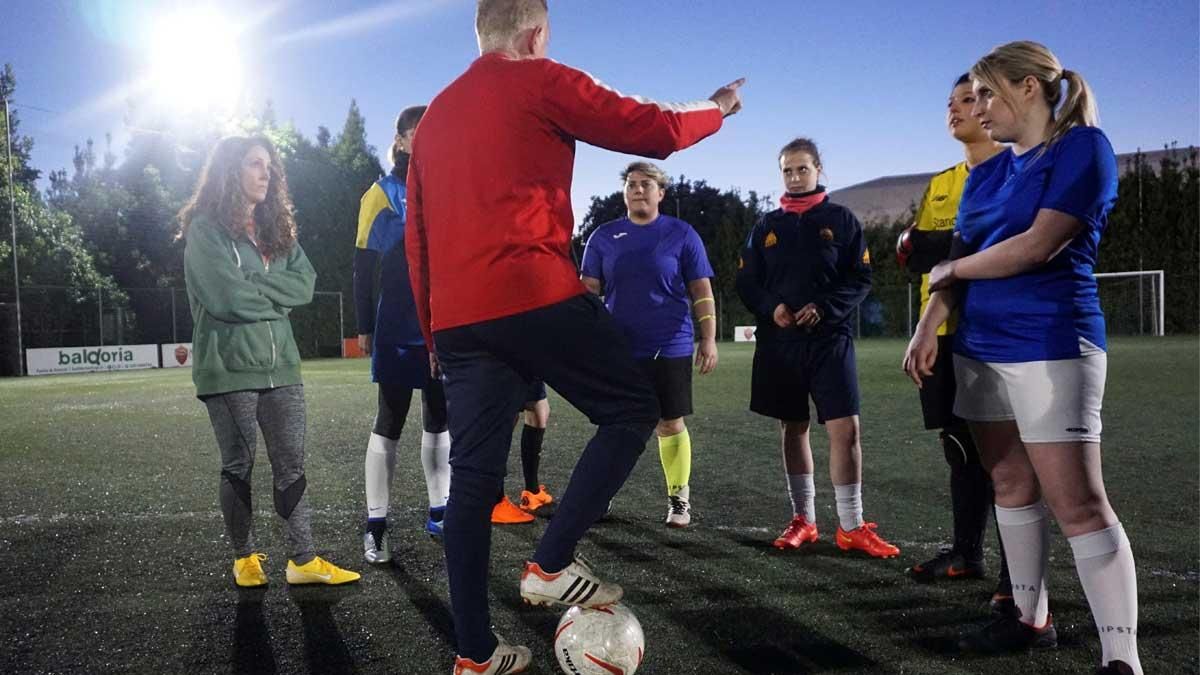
[672, 604, 880, 673]
[384, 557, 457, 646]
[287, 585, 360, 675]
[232, 589, 277, 675]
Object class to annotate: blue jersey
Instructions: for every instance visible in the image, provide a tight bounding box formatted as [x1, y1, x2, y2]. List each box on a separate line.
[581, 215, 714, 359]
[353, 175, 424, 347]
[954, 127, 1118, 363]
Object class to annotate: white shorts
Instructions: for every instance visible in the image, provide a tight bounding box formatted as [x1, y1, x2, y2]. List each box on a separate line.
[952, 352, 1106, 443]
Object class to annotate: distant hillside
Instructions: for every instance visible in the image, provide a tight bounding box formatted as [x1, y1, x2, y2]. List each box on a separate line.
[830, 148, 1179, 226]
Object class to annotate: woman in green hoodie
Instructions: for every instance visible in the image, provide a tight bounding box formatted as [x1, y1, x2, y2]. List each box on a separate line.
[179, 135, 359, 587]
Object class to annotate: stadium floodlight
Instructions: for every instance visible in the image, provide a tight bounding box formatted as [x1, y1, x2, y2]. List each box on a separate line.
[145, 7, 243, 112]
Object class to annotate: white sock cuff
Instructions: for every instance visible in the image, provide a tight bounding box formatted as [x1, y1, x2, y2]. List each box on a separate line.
[1068, 523, 1129, 560]
[833, 482, 861, 498]
[368, 432, 398, 455]
[789, 473, 815, 487]
[995, 500, 1047, 526]
[422, 430, 450, 447]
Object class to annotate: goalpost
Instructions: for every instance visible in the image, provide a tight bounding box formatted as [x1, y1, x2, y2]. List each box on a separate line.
[1095, 270, 1165, 337]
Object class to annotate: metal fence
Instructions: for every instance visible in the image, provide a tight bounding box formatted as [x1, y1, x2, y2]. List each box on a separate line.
[0, 285, 344, 374]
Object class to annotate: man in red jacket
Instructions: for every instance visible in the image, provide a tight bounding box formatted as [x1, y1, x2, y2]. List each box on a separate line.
[406, 1, 743, 672]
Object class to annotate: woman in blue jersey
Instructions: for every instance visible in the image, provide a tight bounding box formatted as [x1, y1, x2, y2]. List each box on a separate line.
[354, 106, 452, 563]
[905, 42, 1140, 675]
[736, 138, 899, 559]
[581, 161, 718, 528]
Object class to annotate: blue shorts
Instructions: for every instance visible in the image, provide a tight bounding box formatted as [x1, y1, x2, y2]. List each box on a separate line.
[372, 343, 433, 389]
[749, 333, 860, 424]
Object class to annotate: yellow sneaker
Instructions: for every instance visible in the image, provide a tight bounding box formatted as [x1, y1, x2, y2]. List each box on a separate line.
[233, 553, 268, 588]
[286, 556, 361, 585]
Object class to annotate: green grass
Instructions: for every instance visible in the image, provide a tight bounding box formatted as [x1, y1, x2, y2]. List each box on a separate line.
[0, 338, 1196, 674]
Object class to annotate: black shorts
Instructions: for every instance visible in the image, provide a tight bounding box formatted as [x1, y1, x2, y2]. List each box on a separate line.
[918, 334, 960, 430]
[750, 334, 859, 424]
[525, 379, 547, 405]
[635, 356, 693, 420]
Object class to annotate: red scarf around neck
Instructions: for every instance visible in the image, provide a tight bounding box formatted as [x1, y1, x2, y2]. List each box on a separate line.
[779, 188, 827, 216]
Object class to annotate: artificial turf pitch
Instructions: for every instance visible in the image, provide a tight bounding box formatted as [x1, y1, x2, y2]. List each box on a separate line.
[0, 338, 1196, 674]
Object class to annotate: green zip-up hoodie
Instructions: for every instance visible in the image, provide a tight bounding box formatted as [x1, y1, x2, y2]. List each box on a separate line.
[183, 214, 317, 397]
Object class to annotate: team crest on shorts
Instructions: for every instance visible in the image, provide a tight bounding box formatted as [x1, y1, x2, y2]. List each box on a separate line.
[820, 227, 834, 241]
[765, 231, 778, 248]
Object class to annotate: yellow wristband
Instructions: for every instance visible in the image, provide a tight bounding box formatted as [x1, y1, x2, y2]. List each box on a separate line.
[692, 297, 714, 307]
[697, 314, 715, 323]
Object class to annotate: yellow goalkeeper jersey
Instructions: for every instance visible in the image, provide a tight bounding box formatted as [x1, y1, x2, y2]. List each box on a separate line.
[914, 161, 969, 335]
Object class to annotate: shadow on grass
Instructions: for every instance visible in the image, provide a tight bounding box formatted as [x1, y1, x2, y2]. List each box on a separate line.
[287, 584, 360, 675]
[233, 589, 277, 674]
[383, 558, 457, 648]
[673, 605, 879, 674]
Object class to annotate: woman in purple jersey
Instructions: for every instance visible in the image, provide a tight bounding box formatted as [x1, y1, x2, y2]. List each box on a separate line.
[905, 42, 1139, 675]
[581, 161, 718, 528]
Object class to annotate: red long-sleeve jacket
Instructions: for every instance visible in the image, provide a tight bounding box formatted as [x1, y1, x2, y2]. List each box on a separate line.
[405, 52, 723, 349]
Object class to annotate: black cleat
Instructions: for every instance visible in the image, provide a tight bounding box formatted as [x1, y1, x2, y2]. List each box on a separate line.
[1095, 661, 1136, 675]
[989, 576, 1018, 617]
[959, 614, 1057, 654]
[906, 547, 986, 583]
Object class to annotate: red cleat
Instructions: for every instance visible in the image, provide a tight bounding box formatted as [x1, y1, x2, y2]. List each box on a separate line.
[835, 522, 900, 558]
[518, 485, 554, 513]
[772, 515, 819, 550]
[491, 496, 534, 524]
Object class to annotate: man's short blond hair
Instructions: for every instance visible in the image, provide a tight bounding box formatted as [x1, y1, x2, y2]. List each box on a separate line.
[620, 162, 668, 190]
[475, 0, 548, 52]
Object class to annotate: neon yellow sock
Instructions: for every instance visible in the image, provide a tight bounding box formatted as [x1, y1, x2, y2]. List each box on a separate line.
[658, 427, 692, 496]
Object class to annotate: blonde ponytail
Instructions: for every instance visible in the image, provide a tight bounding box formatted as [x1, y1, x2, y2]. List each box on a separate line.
[1048, 69, 1099, 148]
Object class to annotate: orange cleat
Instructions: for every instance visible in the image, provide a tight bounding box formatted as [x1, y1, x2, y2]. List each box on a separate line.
[835, 522, 900, 558]
[492, 496, 535, 524]
[772, 515, 819, 550]
[518, 485, 554, 513]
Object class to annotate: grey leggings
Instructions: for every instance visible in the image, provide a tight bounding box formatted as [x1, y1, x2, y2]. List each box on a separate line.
[203, 385, 315, 564]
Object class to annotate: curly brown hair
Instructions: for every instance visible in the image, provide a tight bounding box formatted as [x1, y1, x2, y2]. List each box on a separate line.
[177, 135, 297, 259]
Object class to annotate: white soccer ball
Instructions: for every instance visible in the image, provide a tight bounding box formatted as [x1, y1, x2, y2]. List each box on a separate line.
[554, 603, 645, 675]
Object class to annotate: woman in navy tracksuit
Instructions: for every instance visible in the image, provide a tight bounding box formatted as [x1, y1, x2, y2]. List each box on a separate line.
[736, 137, 899, 559]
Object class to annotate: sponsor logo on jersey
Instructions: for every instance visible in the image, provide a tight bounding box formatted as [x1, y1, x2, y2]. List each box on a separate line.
[764, 231, 778, 248]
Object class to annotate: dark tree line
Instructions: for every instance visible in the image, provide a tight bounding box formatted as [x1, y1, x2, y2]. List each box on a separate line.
[2, 58, 1196, 375]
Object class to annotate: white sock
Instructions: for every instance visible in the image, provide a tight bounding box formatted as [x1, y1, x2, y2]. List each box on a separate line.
[421, 430, 451, 509]
[1069, 523, 1141, 674]
[365, 433, 398, 520]
[786, 474, 815, 521]
[833, 482, 863, 531]
[995, 501, 1051, 627]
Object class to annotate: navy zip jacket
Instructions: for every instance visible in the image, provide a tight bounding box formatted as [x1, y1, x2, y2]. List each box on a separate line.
[736, 198, 872, 341]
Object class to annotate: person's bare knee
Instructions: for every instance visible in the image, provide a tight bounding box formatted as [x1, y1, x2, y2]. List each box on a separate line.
[657, 417, 685, 437]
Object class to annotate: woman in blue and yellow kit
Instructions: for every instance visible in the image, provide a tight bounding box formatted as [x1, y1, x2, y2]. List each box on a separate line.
[908, 42, 1141, 674]
[354, 106, 451, 563]
[898, 73, 1013, 611]
[736, 138, 898, 559]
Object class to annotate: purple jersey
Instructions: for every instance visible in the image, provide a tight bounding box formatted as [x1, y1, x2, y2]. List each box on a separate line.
[581, 215, 714, 359]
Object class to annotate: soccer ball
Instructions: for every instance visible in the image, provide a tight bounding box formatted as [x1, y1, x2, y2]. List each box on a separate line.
[554, 603, 644, 675]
